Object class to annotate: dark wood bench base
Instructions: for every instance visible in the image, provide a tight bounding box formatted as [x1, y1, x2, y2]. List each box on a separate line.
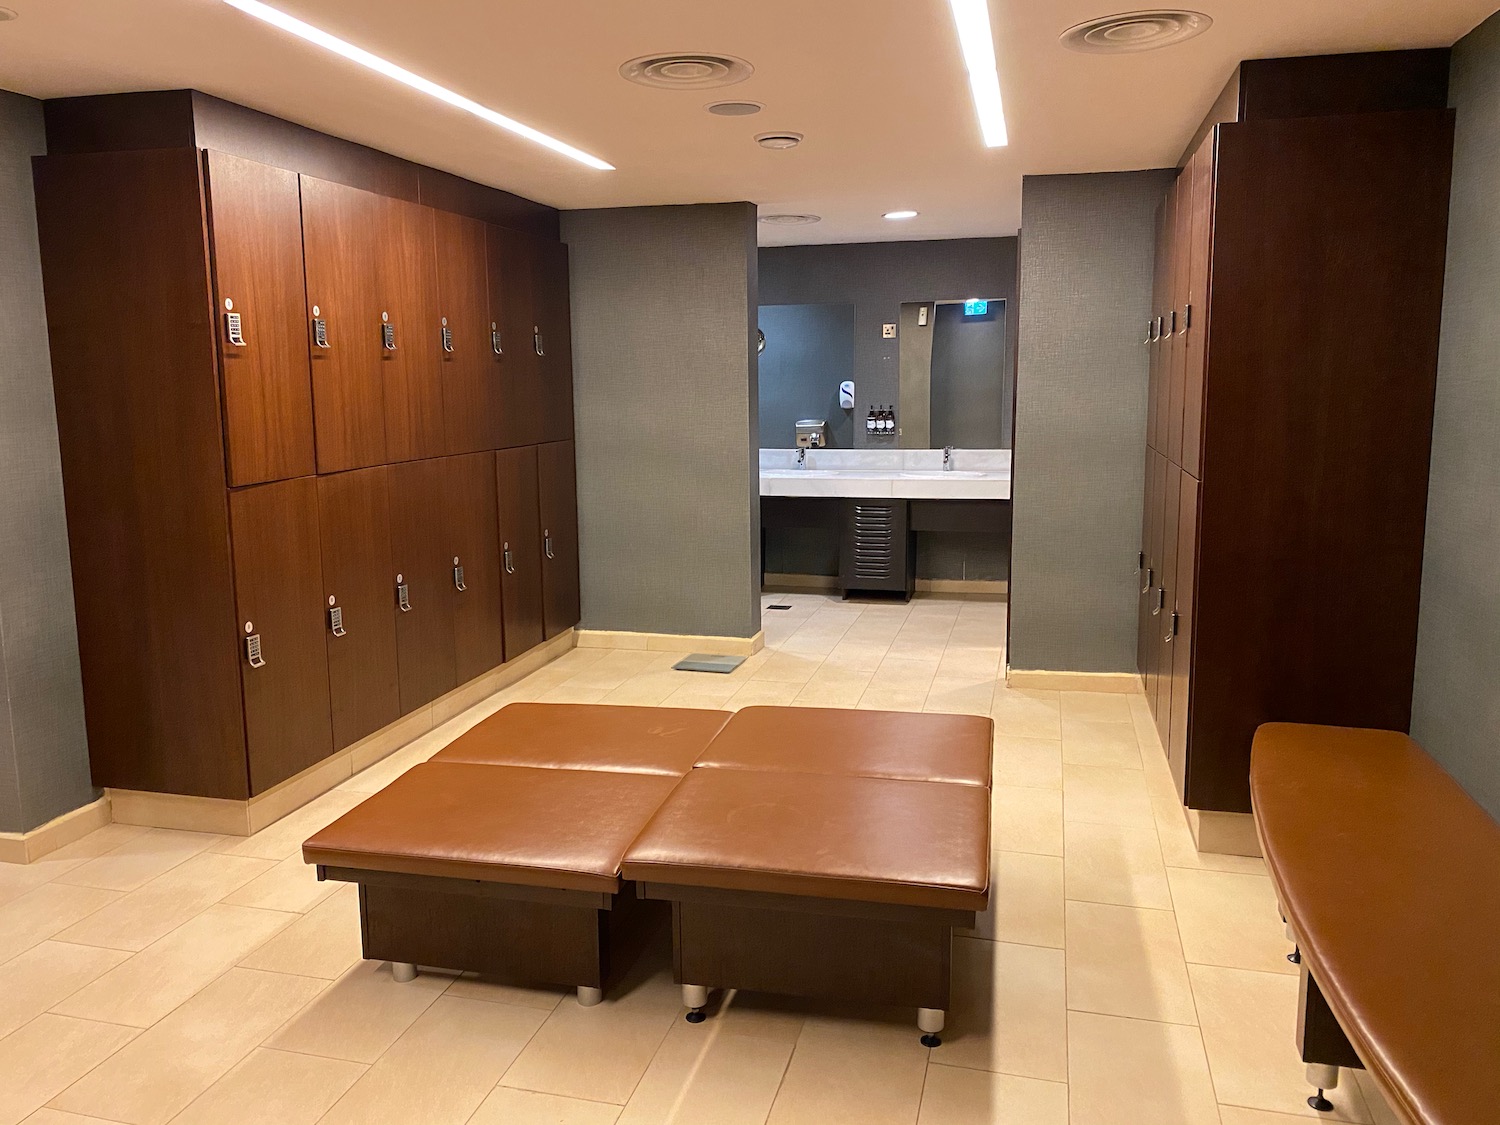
[1298, 963, 1365, 1111]
[318, 865, 667, 1003]
[641, 882, 973, 1045]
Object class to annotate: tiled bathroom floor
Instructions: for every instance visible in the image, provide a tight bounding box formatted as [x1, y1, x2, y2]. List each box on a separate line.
[0, 593, 1398, 1125]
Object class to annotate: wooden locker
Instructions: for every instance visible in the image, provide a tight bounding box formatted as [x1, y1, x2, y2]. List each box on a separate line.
[1167, 472, 1200, 799]
[1136, 445, 1158, 679]
[1145, 202, 1165, 453]
[1151, 465, 1182, 750]
[1152, 184, 1179, 454]
[435, 210, 500, 454]
[301, 175, 388, 473]
[1181, 135, 1215, 479]
[317, 467, 401, 750]
[447, 452, 506, 683]
[534, 240, 576, 443]
[495, 445, 546, 660]
[389, 458, 458, 712]
[203, 150, 316, 486]
[380, 198, 447, 462]
[1141, 451, 1169, 700]
[229, 478, 334, 794]
[537, 440, 582, 637]
[1164, 168, 1194, 467]
[488, 225, 541, 448]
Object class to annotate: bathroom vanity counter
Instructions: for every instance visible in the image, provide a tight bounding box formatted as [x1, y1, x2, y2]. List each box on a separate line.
[759, 450, 1012, 500]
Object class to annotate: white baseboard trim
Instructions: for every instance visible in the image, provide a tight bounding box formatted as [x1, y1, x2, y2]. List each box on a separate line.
[1006, 669, 1144, 693]
[574, 629, 765, 657]
[0, 795, 112, 865]
[109, 629, 577, 837]
[1187, 808, 1264, 858]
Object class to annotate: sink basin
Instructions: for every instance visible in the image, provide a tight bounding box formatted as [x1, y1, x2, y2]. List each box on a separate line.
[898, 470, 989, 479]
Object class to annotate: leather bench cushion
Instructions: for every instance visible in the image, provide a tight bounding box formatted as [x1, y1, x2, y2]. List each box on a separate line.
[1252, 723, 1500, 1125]
[430, 703, 732, 776]
[303, 762, 679, 893]
[696, 706, 993, 786]
[623, 768, 989, 911]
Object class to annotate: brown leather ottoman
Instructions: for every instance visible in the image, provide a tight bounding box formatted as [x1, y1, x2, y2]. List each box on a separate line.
[695, 706, 994, 785]
[303, 761, 679, 1004]
[431, 702, 731, 776]
[622, 766, 990, 1044]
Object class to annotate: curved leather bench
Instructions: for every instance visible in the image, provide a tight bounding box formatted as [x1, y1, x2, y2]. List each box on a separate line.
[1251, 724, 1500, 1125]
[694, 706, 993, 786]
[432, 703, 731, 776]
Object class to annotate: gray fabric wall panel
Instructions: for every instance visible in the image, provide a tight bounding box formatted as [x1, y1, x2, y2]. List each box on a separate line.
[0, 91, 96, 833]
[561, 202, 761, 640]
[1009, 170, 1175, 673]
[1411, 14, 1500, 819]
[758, 239, 1017, 447]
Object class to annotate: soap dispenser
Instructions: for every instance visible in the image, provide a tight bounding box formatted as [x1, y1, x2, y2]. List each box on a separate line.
[866, 407, 876, 435]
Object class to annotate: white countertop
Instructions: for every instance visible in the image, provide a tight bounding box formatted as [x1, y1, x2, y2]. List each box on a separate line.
[759, 449, 1012, 500]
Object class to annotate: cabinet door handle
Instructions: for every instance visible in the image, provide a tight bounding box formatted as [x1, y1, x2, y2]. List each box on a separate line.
[503, 544, 515, 575]
[1144, 320, 1154, 346]
[492, 323, 503, 356]
[1164, 609, 1180, 643]
[1179, 304, 1191, 335]
[544, 531, 555, 560]
[396, 578, 411, 612]
[534, 327, 545, 357]
[245, 632, 265, 668]
[1167, 309, 1177, 336]
[1152, 587, 1165, 616]
[1141, 567, 1154, 595]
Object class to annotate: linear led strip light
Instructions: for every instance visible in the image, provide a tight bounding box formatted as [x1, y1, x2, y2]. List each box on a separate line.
[948, 0, 1009, 148]
[220, 0, 615, 170]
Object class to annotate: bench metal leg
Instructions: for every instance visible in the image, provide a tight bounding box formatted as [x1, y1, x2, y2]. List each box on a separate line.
[391, 962, 417, 983]
[918, 1007, 945, 1048]
[1297, 964, 1362, 1113]
[682, 983, 709, 1023]
[577, 986, 603, 1007]
[1306, 1064, 1339, 1112]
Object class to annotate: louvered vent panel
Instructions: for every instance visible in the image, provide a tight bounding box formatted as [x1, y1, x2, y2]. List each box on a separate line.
[852, 504, 894, 580]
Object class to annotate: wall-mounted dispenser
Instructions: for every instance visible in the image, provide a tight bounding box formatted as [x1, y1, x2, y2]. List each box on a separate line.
[839, 381, 855, 410]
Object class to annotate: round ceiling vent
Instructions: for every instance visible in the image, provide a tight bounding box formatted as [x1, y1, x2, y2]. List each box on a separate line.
[755, 132, 804, 151]
[707, 100, 763, 117]
[758, 213, 821, 226]
[620, 54, 753, 89]
[1060, 10, 1212, 53]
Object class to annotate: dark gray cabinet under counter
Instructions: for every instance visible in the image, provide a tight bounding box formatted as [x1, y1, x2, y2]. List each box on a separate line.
[839, 499, 915, 597]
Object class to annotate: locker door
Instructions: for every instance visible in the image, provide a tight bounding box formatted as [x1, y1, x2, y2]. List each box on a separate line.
[1182, 134, 1215, 479]
[204, 151, 316, 486]
[537, 439, 581, 636]
[488, 225, 541, 448]
[1152, 466, 1182, 751]
[1145, 199, 1166, 453]
[495, 445, 546, 660]
[435, 210, 500, 454]
[1166, 168, 1193, 467]
[388, 458, 457, 711]
[1137, 445, 1158, 679]
[1153, 185, 1179, 455]
[1167, 471, 1200, 800]
[448, 452, 506, 683]
[534, 240, 576, 443]
[1142, 451, 1169, 707]
[380, 198, 447, 462]
[300, 175, 387, 472]
[229, 477, 334, 794]
[318, 466, 401, 750]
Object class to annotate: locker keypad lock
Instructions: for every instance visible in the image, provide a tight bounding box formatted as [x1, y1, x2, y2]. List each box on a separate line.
[544, 530, 555, 560]
[329, 604, 346, 637]
[396, 575, 411, 612]
[503, 544, 515, 574]
[453, 556, 467, 592]
[245, 632, 265, 668]
[224, 310, 246, 347]
[381, 322, 397, 351]
[491, 322, 503, 356]
[441, 317, 454, 354]
[312, 317, 329, 349]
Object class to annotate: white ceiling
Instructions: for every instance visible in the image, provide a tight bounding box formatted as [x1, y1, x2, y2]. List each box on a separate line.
[1, 1, 1493, 245]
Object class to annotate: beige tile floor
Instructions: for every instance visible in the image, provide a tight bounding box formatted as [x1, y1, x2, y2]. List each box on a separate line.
[0, 593, 1402, 1125]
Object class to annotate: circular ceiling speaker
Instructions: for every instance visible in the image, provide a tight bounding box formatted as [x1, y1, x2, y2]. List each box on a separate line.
[620, 54, 753, 89]
[1060, 10, 1212, 53]
[707, 100, 764, 117]
[755, 132, 804, 150]
[758, 213, 821, 226]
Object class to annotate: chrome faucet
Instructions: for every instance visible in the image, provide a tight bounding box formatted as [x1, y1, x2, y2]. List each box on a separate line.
[943, 446, 954, 472]
[796, 448, 808, 469]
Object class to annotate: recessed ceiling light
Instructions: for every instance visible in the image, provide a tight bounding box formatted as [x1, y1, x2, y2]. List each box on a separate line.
[1060, 10, 1211, 53]
[884, 210, 919, 220]
[621, 54, 753, 89]
[755, 132, 803, 150]
[707, 101, 764, 117]
[219, 0, 613, 170]
[759, 213, 821, 226]
[0, 7, 17, 20]
[948, 0, 1009, 148]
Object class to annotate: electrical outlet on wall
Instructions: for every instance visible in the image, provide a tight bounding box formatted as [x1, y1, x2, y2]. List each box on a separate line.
[882, 323, 897, 339]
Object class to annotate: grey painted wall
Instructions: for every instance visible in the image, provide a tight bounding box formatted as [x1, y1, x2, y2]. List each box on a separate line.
[757, 303, 855, 448]
[930, 302, 1007, 450]
[1411, 15, 1500, 819]
[562, 203, 761, 640]
[0, 91, 94, 834]
[758, 239, 1018, 447]
[1009, 169, 1175, 673]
